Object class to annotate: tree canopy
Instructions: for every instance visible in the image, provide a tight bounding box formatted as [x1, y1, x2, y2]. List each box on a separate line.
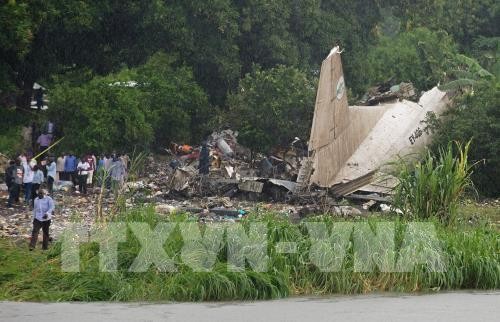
[1, 0, 499, 195]
[228, 65, 316, 153]
[48, 52, 210, 155]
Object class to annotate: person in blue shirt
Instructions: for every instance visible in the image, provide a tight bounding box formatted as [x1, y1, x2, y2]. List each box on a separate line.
[30, 189, 55, 250]
[64, 153, 77, 185]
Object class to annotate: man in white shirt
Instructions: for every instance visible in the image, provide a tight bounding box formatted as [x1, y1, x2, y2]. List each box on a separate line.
[77, 157, 91, 194]
[21, 155, 34, 205]
[56, 154, 66, 181]
[30, 189, 55, 250]
[46, 157, 57, 194]
[31, 165, 44, 206]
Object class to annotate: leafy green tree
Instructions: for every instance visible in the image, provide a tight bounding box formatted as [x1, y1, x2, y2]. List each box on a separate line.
[135, 52, 211, 145]
[0, 0, 35, 106]
[227, 65, 316, 153]
[439, 54, 495, 92]
[429, 81, 500, 196]
[48, 52, 210, 154]
[48, 70, 153, 155]
[237, 0, 298, 73]
[365, 28, 458, 91]
[471, 37, 500, 79]
[179, 0, 241, 106]
[391, 0, 499, 47]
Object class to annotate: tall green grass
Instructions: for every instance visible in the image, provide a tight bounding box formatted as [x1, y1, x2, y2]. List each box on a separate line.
[393, 141, 475, 224]
[0, 208, 498, 302]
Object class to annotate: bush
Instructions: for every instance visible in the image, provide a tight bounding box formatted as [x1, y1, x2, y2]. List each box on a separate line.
[429, 81, 500, 197]
[393, 141, 475, 224]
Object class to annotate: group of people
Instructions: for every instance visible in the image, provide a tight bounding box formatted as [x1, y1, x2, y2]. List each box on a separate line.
[4, 152, 130, 208]
[3, 151, 130, 250]
[4, 155, 53, 208]
[4, 155, 55, 250]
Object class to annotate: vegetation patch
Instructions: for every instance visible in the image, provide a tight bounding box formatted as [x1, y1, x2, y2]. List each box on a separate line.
[0, 209, 498, 302]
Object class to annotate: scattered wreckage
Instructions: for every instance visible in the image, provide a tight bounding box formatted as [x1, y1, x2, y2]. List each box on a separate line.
[306, 47, 450, 195]
[159, 47, 450, 214]
[0, 47, 451, 239]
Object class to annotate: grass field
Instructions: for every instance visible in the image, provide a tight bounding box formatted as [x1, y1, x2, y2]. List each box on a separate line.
[0, 205, 498, 302]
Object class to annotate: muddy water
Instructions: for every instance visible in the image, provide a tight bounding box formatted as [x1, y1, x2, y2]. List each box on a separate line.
[1, 291, 499, 322]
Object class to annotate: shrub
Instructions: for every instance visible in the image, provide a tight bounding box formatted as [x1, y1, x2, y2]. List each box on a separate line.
[428, 81, 500, 197]
[393, 141, 475, 224]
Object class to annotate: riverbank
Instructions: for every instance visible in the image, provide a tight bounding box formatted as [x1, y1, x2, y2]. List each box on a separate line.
[0, 208, 498, 302]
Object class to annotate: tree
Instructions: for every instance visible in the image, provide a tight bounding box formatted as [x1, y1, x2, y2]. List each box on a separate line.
[0, 0, 34, 106]
[227, 65, 316, 153]
[391, 0, 499, 48]
[429, 80, 500, 196]
[48, 52, 210, 154]
[438, 54, 495, 92]
[135, 52, 211, 145]
[365, 28, 458, 91]
[48, 71, 153, 155]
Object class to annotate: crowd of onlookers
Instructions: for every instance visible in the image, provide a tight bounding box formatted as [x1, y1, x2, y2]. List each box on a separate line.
[2, 119, 132, 250]
[4, 151, 130, 209]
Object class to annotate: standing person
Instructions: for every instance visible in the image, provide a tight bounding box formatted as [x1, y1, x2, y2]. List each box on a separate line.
[199, 142, 210, 175]
[85, 153, 96, 187]
[72, 154, 79, 184]
[92, 153, 97, 182]
[76, 156, 90, 194]
[13, 159, 23, 203]
[36, 132, 52, 156]
[46, 120, 55, 136]
[46, 157, 56, 195]
[121, 154, 130, 170]
[31, 165, 44, 205]
[104, 154, 112, 171]
[5, 161, 17, 208]
[110, 155, 125, 194]
[56, 153, 66, 181]
[34, 84, 44, 110]
[120, 153, 130, 181]
[9, 166, 23, 208]
[40, 156, 48, 178]
[29, 189, 55, 250]
[5, 160, 16, 192]
[64, 153, 77, 185]
[104, 154, 113, 189]
[21, 155, 34, 206]
[95, 155, 105, 187]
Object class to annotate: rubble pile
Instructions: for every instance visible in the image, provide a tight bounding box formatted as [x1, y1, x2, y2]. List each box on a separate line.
[118, 129, 387, 221]
[170, 130, 309, 197]
[359, 81, 416, 106]
[0, 129, 393, 241]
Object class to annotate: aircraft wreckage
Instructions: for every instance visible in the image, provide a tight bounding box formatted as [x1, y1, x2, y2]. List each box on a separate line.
[147, 47, 450, 204]
[302, 47, 450, 195]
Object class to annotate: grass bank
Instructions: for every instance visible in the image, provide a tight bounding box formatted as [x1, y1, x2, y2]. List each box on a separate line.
[0, 208, 498, 301]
